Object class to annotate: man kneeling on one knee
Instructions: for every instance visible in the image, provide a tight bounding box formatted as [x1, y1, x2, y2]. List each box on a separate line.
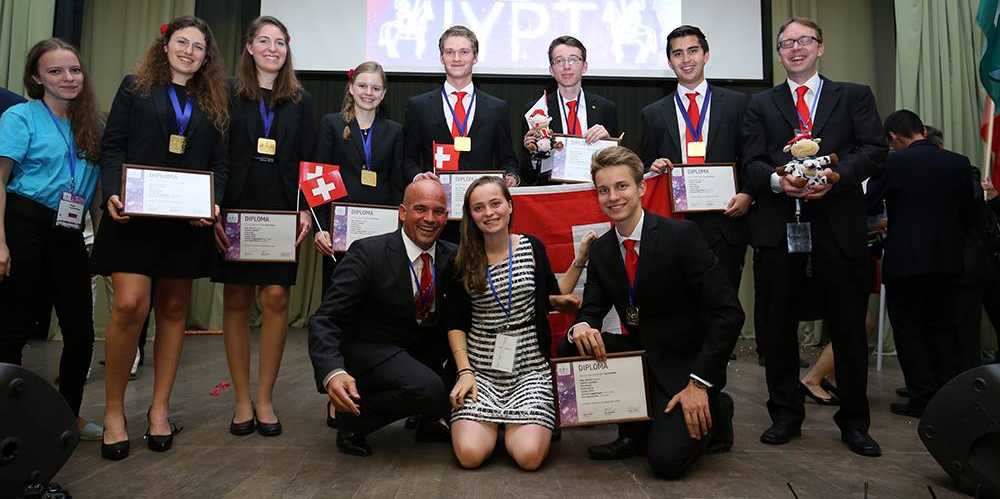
[560, 146, 744, 478]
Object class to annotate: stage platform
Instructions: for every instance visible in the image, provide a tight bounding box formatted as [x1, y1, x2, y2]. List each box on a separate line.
[19, 331, 969, 498]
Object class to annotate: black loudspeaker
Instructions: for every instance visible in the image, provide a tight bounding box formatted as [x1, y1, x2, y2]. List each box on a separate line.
[0, 363, 79, 498]
[919, 364, 1000, 499]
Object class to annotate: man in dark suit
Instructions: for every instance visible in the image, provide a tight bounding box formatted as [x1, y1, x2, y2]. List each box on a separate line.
[402, 25, 518, 185]
[642, 25, 750, 289]
[520, 35, 618, 185]
[309, 178, 456, 456]
[867, 111, 977, 417]
[742, 17, 888, 456]
[0, 86, 25, 116]
[563, 146, 743, 478]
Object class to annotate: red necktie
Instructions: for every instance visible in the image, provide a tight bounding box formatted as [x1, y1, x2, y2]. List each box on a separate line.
[451, 91, 467, 138]
[622, 239, 639, 336]
[685, 92, 704, 164]
[566, 100, 581, 136]
[795, 85, 813, 132]
[416, 253, 434, 320]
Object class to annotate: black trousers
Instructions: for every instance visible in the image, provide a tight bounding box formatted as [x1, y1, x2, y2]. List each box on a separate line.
[335, 350, 450, 436]
[753, 240, 872, 432]
[885, 275, 962, 408]
[709, 237, 748, 293]
[0, 194, 94, 416]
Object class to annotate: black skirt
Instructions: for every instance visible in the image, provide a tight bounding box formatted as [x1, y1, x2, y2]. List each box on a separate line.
[90, 215, 216, 279]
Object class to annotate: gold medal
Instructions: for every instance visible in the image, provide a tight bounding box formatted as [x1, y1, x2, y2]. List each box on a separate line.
[361, 169, 377, 187]
[168, 134, 186, 154]
[453, 136, 471, 152]
[257, 137, 277, 155]
[686, 141, 706, 158]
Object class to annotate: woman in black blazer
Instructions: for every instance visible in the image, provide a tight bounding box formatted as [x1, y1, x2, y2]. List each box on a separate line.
[212, 16, 315, 438]
[91, 16, 229, 460]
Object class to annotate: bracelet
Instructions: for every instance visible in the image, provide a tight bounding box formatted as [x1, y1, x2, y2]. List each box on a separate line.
[572, 259, 587, 269]
[458, 371, 475, 378]
[457, 368, 475, 377]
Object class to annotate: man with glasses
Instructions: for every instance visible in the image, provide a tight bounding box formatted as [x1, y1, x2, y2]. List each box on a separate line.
[520, 36, 618, 185]
[741, 17, 887, 457]
[403, 25, 518, 186]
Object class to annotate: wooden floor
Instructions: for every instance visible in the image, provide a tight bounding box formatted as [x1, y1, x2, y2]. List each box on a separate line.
[19, 330, 970, 499]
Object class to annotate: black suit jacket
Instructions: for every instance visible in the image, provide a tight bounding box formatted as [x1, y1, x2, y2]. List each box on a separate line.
[518, 89, 618, 184]
[315, 112, 405, 231]
[223, 86, 316, 210]
[865, 140, 976, 280]
[574, 212, 744, 394]
[742, 77, 888, 256]
[0, 87, 25, 116]
[100, 75, 228, 203]
[402, 86, 517, 180]
[641, 84, 750, 247]
[309, 229, 457, 391]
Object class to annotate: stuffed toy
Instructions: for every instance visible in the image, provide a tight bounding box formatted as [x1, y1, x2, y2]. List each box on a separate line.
[525, 113, 562, 154]
[775, 132, 840, 188]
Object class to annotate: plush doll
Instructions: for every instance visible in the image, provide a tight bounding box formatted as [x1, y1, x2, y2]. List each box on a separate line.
[525, 113, 561, 154]
[775, 132, 840, 188]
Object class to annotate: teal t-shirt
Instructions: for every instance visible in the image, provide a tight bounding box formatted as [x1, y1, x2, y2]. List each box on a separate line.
[0, 100, 99, 211]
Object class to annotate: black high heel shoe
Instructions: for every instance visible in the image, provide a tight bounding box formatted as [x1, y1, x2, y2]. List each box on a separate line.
[145, 408, 183, 452]
[799, 381, 838, 406]
[101, 416, 129, 461]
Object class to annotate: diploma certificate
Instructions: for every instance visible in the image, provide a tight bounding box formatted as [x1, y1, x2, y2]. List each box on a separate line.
[669, 163, 737, 212]
[549, 135, 620, 183]
[438, 171, 504, 221]
[121, 164, 214, 219]
[331, 203, 399, 252]
[552, 351, 651, 427]
[223, 210, 297, 262]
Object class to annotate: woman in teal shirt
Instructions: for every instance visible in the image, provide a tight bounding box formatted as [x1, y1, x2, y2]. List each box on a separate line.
[0, 38, 103, 439]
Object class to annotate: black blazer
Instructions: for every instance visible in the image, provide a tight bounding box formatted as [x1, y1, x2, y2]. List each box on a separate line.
[315, 112, 404, 231]
[308, 229, 457, 391]
[0, 86, 25, 116]
[402, 86, 517, 180]
[445, 234, 560, 360]
[223, 85, 316, 210]
[574, 212, 744, 394]
[865, 140, 976, 280]
[100, 75, 228, 203]
[518, 89, 618, 184]
[641, 84, 750, 247]
[742, 76, 888, 256]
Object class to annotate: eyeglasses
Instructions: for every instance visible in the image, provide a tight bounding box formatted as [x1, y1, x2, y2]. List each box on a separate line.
[777, 36, 820, 50]
[551, 56, 583, 67]
[443, 49, 474, 59]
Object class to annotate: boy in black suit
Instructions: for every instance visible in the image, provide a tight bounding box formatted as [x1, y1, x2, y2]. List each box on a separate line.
[563, 146, 743, 478]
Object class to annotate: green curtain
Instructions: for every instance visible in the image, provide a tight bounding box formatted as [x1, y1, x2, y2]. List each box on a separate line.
[0, 0, 55, 94]
[894, 0, 983, 163]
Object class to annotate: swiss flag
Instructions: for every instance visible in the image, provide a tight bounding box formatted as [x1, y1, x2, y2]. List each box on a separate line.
[301, 170, 347, 208]
[980, 97, 1000, 189]
[299, 161, 339, 184]
[432, 141, 459, 171]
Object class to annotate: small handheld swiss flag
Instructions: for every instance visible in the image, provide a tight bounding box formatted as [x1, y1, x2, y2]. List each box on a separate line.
[432, 141, 459, 171]
[299, 161, 340, 184]
[301, 170, 347, 208]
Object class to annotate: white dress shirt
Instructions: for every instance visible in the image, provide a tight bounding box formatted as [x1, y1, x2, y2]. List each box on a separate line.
[673, 79, 711, 163]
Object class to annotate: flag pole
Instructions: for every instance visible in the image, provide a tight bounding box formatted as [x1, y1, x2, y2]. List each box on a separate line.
[307, 205, 336, 262]
[985, 97, 995, 184]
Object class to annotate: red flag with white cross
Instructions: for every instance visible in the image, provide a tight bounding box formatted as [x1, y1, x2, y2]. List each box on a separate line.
[432, 141, 460, 171]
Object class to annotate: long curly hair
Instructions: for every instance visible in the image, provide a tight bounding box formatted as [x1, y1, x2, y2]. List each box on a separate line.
[340, 61, 386, 140]
[455, 176, 514, 293]
[234, 16, 301, 104]
[133, 16, 229, 132]
[23, 38, 101, 162]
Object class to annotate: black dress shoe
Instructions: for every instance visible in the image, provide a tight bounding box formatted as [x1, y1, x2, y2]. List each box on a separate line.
[229, 415, 256, 436]
[706, 392, 734, 454]
[414, 419, 451, 443]
[759, 423, 801, 445]
[587, 436, 640, 460]
[895, 386, 911, 398]
[256, 418, 282, 437]
[101, 416, 129, 460]
[841, 429, 881, 457]
[889, 401, 924, 418]
[800, 382, 839, 406]
[145, 409, 183, 452]
[326, 401, 338, 429]
[404, 415, 419, 430]
[336, 431, 372, 456]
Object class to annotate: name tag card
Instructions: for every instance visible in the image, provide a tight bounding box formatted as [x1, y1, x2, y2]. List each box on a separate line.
[551, 351, 651, 427]
[330, 203, 399, 253]
[548, 134, 621, 184]
[121, 164, 214, 220]
[668, 163, 737, 213]
[223, 210, 298, 262]
[438, 170, 504, 221]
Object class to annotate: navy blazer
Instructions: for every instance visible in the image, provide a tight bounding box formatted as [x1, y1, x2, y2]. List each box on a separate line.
[0, 87, 25, 116]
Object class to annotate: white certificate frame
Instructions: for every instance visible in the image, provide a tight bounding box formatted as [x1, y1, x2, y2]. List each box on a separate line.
[548, 134, 621, 184]
[329, 202, 400, 253]
[120, 164, 214, 220]
[551, 351, 652, 428]
[668, 163, 738, 213]
[437, 170, 504, 221]
[222, 209, 298, 263]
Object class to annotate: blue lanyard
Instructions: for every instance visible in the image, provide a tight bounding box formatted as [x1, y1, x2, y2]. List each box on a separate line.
[558, 91, 581, 136]
[408, 254, 436, 309]
[486, 236, 514, 321]
[361, 122, 375, 170]
[441, 87, 475, 136]
[674, 85, 712, 142]
[167, 86, 192, 135]
[258, 98, 275, 138]
[796, 79, 823, 132]
[40, 101, 77, 191]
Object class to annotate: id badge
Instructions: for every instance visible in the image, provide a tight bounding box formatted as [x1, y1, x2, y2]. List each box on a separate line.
[361, 169, 377, 187]
[257, 137, 277, 155]
[490, 333, 518, 373]
[168, 134, 186, 154]
[454, 136, 472, 152]
[786, 222, 813, 253]
[55, 192, 85, 230]
[686, 141, 706, 158]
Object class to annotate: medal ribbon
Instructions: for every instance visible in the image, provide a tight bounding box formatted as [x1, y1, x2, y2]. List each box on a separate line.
[442, 87, 475, 137]
[258, 98, 275, 138]
[41, 101, 78, 192]
[674, 84, 712, 143]
[486, 236, 514, 322]
[167, 86, 192, 135]
[361, 122, 375, 170]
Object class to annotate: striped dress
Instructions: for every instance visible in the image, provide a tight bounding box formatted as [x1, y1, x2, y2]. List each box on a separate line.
[451, 237, 556, 429]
